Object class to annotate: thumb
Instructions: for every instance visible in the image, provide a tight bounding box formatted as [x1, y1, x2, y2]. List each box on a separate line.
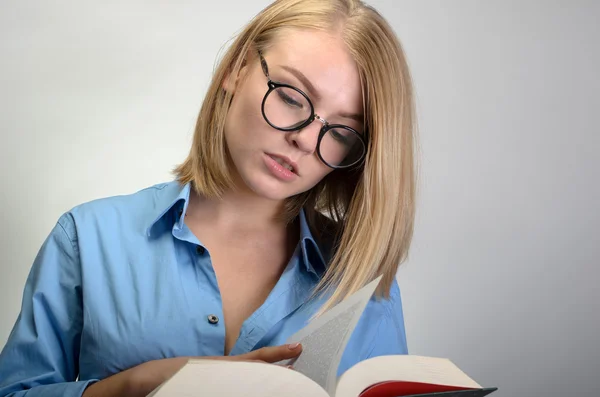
[236, 343, 302, 363]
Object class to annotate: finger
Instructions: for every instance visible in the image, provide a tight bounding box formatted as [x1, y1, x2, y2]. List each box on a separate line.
[242, 343, 302, 363]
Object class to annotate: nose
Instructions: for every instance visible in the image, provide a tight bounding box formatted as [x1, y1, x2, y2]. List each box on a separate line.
[285, 116, 325, 154]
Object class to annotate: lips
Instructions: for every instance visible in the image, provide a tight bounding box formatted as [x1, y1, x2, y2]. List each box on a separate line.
[266, 153, 298, 175]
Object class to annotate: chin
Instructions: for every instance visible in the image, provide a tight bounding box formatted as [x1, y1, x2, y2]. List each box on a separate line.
[255, 188, 294, 201]
[240, 174, 294, 201]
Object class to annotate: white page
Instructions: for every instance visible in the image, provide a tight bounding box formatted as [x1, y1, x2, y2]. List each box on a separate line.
[148, 359, 328, 397]
[282, 276, 382, 396]
[335, 355, 482, 397]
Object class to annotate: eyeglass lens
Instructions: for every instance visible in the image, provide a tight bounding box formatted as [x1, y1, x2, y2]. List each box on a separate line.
[263, 86, 365, 167]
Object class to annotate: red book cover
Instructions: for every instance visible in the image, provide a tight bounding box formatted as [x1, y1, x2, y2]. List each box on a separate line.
[360, 381, 497, 397]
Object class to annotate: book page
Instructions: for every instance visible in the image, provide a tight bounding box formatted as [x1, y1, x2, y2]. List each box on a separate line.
[335, 355, 483, 397]
[282, 276, 382, 396]
[147, 359, 329, 397]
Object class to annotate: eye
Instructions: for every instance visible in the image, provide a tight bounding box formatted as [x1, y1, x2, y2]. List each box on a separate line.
[329, 129, 355, 146]
[276, 89, 304, 109]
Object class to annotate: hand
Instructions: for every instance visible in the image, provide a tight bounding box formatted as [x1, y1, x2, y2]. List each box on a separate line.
[82, 343, 303, 397]
[214, 342, 302, 365]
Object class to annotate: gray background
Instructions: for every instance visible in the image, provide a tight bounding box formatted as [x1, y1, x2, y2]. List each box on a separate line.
[1, 1, 598, 396]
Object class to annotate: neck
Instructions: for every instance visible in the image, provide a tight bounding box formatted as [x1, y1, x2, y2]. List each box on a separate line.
[186, 186, 290, 231]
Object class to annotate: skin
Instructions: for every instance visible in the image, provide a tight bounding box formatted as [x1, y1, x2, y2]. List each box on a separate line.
[83, 344, 303, 397]
[223, 28, 363, 202]
[83, 29, 363, 397]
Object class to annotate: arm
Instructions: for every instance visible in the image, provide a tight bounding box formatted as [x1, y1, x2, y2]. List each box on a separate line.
[81, 357, 188, 397]
[82, 346, 303, 397]
[0, 214, 304, 397]
[0, 214, 97, 397]
[365, 279, 409, 358]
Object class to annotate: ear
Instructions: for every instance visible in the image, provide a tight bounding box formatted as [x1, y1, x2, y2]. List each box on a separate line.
[222, 59, 249, 94]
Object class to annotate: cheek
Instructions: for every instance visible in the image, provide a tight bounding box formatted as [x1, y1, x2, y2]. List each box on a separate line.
[238, 94, 262, 125]
[224, 96, 268, 160]
[229, 94, 262, 134]
[301, 161, 334, 188]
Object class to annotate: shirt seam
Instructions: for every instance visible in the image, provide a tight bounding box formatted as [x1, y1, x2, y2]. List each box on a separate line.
[365, 315, 386, 359]
[387, 287, 409, 354]
[57, 217, 78, 253]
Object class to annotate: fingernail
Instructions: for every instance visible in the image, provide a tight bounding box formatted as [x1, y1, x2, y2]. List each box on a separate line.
[287, 343, 300, 350]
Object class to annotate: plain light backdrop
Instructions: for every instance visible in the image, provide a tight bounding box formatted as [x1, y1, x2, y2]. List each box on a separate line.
[1, 1, 598, 396]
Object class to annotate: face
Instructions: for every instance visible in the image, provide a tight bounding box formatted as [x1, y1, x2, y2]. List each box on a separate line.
[222, 29, 364, 201]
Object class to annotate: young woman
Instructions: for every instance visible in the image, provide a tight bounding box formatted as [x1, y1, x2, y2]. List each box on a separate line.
[0, 0, 417, 396]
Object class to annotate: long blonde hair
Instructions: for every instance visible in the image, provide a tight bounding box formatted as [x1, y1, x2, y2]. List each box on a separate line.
[175, 0, 418, 313]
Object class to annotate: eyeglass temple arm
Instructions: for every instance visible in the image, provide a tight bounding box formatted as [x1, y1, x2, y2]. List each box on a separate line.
[258, 51, 271, 80]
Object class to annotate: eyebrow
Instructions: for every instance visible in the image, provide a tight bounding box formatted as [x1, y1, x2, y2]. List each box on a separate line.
[339, 111, 365, 123]
[280, 64, 364, 124]
[280, 65, 322, 100]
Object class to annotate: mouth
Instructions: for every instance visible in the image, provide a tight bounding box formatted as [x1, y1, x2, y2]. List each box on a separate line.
[266, 153, 298, 175]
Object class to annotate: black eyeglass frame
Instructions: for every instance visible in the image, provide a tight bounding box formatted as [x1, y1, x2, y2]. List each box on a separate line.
[258, 51, 368, 170]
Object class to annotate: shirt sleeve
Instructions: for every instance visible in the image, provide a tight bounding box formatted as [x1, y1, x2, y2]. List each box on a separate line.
[0, 214, 98, 397]
[365, 279, 409, 358]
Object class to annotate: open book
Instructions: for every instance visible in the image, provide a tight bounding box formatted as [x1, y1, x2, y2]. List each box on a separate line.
[148, 277, 497, 397]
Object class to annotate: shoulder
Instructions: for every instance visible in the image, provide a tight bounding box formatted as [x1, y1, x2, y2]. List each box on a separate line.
[364, 278, 404, 328]
[57, 181, 176, 241]
[69, 182, 172, 219]
[364, 278, 408, 356]
[338, 277, 408, 375]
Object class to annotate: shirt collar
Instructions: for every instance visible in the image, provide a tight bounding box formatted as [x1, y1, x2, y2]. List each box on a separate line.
[145, 181, 327, 275]
[298, 208, 327, 276]
[145, 181, 191, 237]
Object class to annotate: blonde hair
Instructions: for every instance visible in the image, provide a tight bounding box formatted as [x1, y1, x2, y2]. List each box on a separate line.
[175, 0, 418, 313]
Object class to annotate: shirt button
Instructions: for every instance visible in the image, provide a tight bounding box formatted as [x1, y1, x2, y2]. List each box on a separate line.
[196, 245, 205, 255]
[207, 314, 219, 324]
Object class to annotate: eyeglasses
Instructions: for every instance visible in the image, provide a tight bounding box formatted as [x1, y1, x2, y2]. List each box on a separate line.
[258, 51, 367, 169]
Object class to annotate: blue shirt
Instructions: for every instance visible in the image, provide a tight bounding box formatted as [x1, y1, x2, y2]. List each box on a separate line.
[0, 181, 408, 397]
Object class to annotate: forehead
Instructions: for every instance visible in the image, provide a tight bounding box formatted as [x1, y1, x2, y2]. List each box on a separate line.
[265, 29, 363, 113]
